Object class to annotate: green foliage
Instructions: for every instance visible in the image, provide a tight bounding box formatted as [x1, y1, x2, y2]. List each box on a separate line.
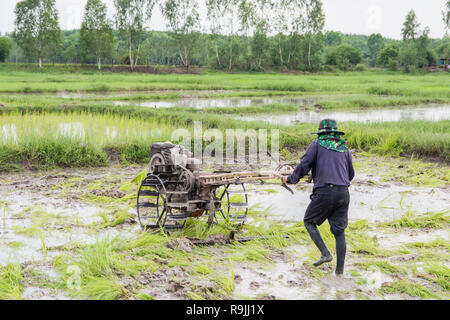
[402, 10, 420, 41]
[381, 280, 440, 299]
[367, 33, 385, 67]
[444, 1, 450, 32]
[114, 0, 158, 70]
[381, 210, 449, 230]
[13, 0, 62, 67]
[324, 31, 342, 47]
[325, 44, 362, 70]
[161, 0, 200, 69]
[250, 22, 269, 71]
[0, 264, 23, 300]
[80, 0, 115, 70]
[0, 37, 12, 62]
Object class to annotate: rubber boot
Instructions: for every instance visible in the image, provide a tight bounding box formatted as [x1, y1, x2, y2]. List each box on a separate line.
[305, 222, 332, 267]
[334, 231, 346, 275]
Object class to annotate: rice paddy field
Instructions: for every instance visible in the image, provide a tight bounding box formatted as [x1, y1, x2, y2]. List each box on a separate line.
[0, 64, 448, 300]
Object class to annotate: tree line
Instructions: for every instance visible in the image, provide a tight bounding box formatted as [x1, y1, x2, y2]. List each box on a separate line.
[0, 0, 449, 73]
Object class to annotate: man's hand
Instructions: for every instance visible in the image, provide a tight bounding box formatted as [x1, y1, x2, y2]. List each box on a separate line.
[282, 176, 289, 185]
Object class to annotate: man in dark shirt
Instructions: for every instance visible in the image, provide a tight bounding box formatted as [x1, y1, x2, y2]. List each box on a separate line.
[283, 119, 354, 276]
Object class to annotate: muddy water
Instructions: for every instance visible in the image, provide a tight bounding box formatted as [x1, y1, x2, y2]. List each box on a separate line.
[0, 166, 448, 300]
[113, 96, 316, 109]
[240, 105, 450, 124]
[246, 174, 449, 223]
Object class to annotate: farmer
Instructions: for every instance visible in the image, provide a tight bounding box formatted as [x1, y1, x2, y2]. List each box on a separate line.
[283, 119, 354, 276]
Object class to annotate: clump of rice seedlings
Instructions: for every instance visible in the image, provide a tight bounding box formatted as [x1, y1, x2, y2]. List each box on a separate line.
[356, 259, 406, 276]
[78, 237, 117, 277]
[0, 263, 23, 300]
[380, 280, 440, 299]
[347, 231, 390, 257]
[123, 232, 169, 251]
[381, 209, 449, 229]
[227, 240, 273, 263]
[6, 241, 24, 248]
[209, 259, 235, 297]
[94, 205, 134, 228]
[423, 263, 449, 291]
[347, 220, 370, 232]
[405, 238, 449, 250]
[119, 169, 148, 193]
[193, 263, 215, 276]
[135, 292, 155, 300]
[12, 225, 41, 237]
[80, 276, 129, 300]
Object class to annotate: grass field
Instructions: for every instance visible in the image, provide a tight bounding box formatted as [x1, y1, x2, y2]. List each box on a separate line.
[0, 64, 449, 169]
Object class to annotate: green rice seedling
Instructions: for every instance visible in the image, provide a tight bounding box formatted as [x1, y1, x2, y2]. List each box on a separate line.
[424, 263, 449, 291]
[192, 263, 215, 276]
[381, 209, 449, 229]
[6, 241, 24, 248]
[78, 237, 118, 277]
[39, 234, 48, 259]
[210, 259, 235, 297]
[227, 240, 273, 263]
[123, 232, 169, 251]
[347, 220, 370, 232]
[97, 211, 110, 224]
[347, 231, 390, 257]
[405, 238, 450, 250]
[135, 292, 155, 300]
[380, 280, 440, 299]
[356, 259, 407, 276]
[185, 291, 207, 300]
[0, 263, 23, 300]
[79, 276, 129, 300]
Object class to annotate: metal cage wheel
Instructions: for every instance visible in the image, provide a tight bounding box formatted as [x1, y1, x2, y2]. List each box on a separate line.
[136, 174, 168, 230]
[217, 183, 249, 226]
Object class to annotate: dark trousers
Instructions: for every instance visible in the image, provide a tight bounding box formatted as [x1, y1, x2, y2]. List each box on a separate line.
[304, 185, 349, 274]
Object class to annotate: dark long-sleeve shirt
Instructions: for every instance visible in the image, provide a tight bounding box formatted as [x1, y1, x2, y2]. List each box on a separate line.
[287, 141, 355, 191]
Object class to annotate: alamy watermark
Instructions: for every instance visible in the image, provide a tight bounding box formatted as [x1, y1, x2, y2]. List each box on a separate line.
[170, 121, 280, 166]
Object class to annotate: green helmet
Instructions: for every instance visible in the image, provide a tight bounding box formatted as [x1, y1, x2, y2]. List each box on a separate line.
[310, 119, 345, 136]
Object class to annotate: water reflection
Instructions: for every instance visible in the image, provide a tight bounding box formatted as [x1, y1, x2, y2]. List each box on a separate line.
[240, 105, 450, 124]
[113, 97, 316, 109]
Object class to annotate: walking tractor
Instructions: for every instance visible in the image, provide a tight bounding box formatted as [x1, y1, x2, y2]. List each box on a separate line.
[136, 142, 294, 231]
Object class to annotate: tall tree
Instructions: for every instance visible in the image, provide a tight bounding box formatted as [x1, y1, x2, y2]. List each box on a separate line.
[367, 33, 384, 67]
[416, 27, 433, 67]
[279, 0, 306, 69]
[377, 44, 399, 69]
[114, 0, 157, 71]
[250, 21, 269, 70]
[444, 1, 450, 33]
[0, 37, 12, 62]
[324, 31, 342, 47]
[80, 0, 115, 70]
[13, 0, 61, 68]
[206, 0, 226, 68]
[303, 0, 325, 70]
[402, 10, 420, 41]
[161, 0, 200, 70]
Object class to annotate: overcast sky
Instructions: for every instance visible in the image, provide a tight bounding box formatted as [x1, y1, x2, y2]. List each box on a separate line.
[0, 0, 448, 39]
